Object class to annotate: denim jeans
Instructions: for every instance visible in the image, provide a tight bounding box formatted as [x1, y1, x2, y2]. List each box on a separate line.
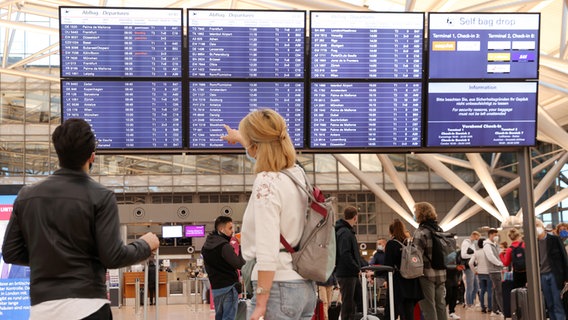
[541, 272, 566, 320]
[464, 268, 479, 306]
[478, 274, 492, 311]
[212, 284, 238, 320]
[418, 277, 447, 320]
[249, 280, 317, 320]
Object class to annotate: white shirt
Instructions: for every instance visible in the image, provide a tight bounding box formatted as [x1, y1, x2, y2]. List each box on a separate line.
[241, 166, 308, 281]
[461, 238, 475, 260]
[31, 298, 108, 320]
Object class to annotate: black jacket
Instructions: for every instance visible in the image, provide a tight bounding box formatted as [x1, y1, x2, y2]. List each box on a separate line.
[201, 232, 245, 289]
[542, 233, 568, 290]
[334, 219, 363, 277]
[384, 239, 423, 302]
[2, 168, 152, 305]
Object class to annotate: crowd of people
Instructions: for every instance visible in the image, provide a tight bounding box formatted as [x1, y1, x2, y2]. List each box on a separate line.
[3, 109, 568, 320]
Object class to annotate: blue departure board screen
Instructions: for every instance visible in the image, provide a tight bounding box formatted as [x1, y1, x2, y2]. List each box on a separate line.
[62, 81, 182, 149]
[60, 7, 182, 78]
[427, 82, 537, 147]
[310, 12, 424, 79]
[189, 82, 304, 149]
[188, 10, 305, 79]
[310, 82, 422, 148]
[428, 13, 539, 80]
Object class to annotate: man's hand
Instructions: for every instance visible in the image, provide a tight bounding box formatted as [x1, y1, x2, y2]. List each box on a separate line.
[140, 232, 160, 251]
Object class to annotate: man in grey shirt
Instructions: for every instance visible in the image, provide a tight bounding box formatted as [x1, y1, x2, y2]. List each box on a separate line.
[483, 229, 504, 316]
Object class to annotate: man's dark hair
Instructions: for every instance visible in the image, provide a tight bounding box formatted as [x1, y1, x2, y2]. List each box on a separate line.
[488, 229, 499, 237]
[214, 216, 233, 232]
[52, 118, 96, 170]
[343, 206, 358, 220]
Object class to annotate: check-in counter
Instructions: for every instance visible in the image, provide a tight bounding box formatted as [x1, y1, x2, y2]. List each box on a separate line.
[123, 271, 167, 305]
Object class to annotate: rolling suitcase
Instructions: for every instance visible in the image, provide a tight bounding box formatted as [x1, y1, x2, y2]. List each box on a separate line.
[236, 279, 249, 320]
[361, 265, 395, 320]
[511, 287, 529, 320]
[328, 300, 341, 320]
[502, 279, 514, 318]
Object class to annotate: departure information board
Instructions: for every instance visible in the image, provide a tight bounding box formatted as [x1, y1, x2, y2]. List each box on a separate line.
[62, 81, 183, 149]
[189, 82, 304, 148]
[188, 10, 305, 78]
[428, 13, 540, 79]
[427, 82, 537, 147]
[310, 82, 422, 148]
[310, 12, 424, 79]
[60, 7, 182, 78]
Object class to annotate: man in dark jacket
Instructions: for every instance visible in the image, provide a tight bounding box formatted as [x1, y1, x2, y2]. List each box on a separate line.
[335, 206, 364, 320]
[202, 216, 245, 320]
[536, 219, 568, 320]
[2, 118, 160, 320]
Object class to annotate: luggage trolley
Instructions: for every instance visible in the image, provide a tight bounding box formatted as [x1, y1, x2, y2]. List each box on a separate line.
[361, 265, 395, 320]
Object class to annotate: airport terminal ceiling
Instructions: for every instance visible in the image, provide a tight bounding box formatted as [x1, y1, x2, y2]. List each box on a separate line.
[1, 0, 568, 231]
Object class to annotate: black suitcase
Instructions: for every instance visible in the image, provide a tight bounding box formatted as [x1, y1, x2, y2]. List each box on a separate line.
[328, 301, 341, 320]
[511, 287, 529, 320]
[502, 280, 514, 318]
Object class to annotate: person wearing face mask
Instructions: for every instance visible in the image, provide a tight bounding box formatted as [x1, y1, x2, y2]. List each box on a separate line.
[202, 216, 246, 320]
[536, 219, 568, 320]
[222, 109, 317, 320]
[555, 223, 568, 254]
[369, 238, 387, 265]
[483, 229, 504, 317]
[460, 231, 480, 309]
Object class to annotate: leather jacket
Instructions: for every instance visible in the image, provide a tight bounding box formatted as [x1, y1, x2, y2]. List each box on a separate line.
[2, 168, 152, 305]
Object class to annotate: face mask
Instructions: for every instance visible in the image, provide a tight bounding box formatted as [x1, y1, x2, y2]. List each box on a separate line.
[245, 149, 256, 164]
[560, 230, 568, 238]
[89, 162, 93, 172]
[377, 245, 384, 251]
[493, 236, 499, 243]
[536, 227, 545, 235]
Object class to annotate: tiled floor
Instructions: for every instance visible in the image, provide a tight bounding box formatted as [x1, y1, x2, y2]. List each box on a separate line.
[111, 303, 501, 320]
[112, 303, 215, 320]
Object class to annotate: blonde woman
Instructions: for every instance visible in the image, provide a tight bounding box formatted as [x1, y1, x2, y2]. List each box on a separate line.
[222, 109, 317, 320]
[500, 228, 527, 289]
[413, 202, 448, 320]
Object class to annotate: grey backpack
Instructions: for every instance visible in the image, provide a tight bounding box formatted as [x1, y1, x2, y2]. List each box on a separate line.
[280, 169, 336, 283]
[395, 238, 424, 279]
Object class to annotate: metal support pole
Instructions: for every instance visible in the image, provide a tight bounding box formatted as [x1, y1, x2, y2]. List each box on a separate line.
[518, 147, 544, 320]
[144, 260, 148, 320]
[388, 271, 394, 320]
[135, 278, 140, 314]
[194, 276, 199, 309]
[155, 248, 159, 320]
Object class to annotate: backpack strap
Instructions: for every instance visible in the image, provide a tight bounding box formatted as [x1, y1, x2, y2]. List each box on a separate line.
[281, 168, 328, 217]
[279, 167, 316, 254]
[281, 168, 318, 205]
[280, 234, 296, 253]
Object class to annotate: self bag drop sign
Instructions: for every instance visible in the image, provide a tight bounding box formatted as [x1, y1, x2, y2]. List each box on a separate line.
[0, 195, 31, 320]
